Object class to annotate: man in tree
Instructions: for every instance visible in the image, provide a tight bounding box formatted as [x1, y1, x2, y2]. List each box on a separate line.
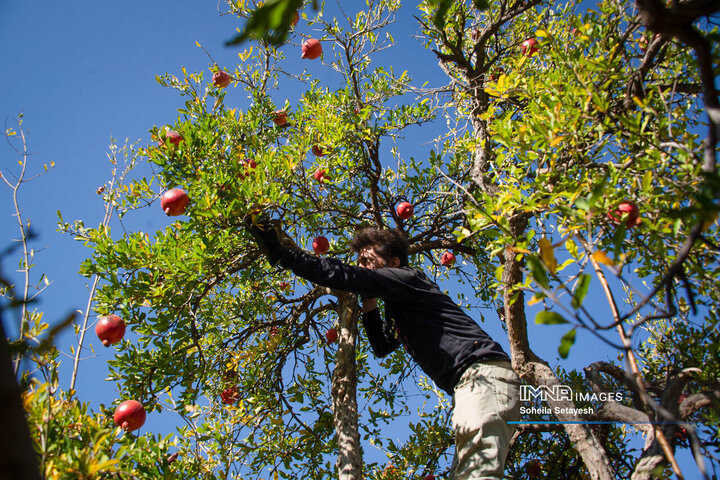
[247, 219, 520, 479]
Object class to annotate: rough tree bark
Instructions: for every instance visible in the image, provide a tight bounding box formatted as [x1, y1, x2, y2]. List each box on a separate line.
[331, 293, 363, 480]
[276, 224, 363, 478]
[498, 216, 616, 480]
[466, 87, 617, 476]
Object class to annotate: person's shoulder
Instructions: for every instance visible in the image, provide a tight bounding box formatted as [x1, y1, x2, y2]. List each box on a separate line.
[382, 266, 419, 274]
[381, 266, 426, 282]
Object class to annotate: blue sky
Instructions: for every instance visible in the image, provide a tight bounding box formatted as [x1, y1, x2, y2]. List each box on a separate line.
[1, 0, 243, 408]
[0, 0, 459, 397]
[1, 0, 490, 454]
[0, 0, 702, 475]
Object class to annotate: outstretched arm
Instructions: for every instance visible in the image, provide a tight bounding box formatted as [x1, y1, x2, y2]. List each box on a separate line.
[246, 216, 413, 298]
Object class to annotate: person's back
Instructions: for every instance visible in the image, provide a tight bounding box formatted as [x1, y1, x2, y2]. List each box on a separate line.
[358, 265, 509, 394]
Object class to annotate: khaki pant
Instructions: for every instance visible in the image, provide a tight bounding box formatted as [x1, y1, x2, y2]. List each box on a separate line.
[449, 360, 521, 480]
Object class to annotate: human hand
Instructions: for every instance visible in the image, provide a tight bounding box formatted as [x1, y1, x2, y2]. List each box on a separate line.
[244, 215, 282, 266]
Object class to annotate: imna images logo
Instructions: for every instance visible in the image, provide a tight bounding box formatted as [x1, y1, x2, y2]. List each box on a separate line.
[520, 385, 623, 403]
[517, 385, 624, 419]
[521, 385, 572, 402]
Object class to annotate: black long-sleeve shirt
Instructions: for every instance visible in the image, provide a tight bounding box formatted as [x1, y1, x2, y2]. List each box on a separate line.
[277, 247, 509, 394]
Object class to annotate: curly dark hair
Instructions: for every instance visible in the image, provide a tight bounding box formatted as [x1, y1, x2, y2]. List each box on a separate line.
[349, 227, 409, 267]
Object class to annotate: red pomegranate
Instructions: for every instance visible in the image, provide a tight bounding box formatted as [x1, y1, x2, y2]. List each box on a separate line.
[521, 38, 539, 56]
[95, 314, 126, 347]
[212, 70, 231, 88]
[396, 201, 414, 220]
[161, 188, 190, 216]
[271, 110, 288, 126]
[312, 236, 329, 254]
[325, 327, 338, 344]
[440, 251, 456, 266]
[114, 400, 147, 432]
[313, 169, 330, 183]
[220, 386, 240, 405]
[164, 129, 183, 146]
[301, 38, 322, 60]
[608, 201, 640, 228]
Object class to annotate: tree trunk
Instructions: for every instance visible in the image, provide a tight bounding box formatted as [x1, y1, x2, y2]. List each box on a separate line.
[500, 245, 616, 480]
[466, 89, 617, 477]
[0, 319, 42, 480]
[331, 293, 363, 480]
[630, 433, 666, 480]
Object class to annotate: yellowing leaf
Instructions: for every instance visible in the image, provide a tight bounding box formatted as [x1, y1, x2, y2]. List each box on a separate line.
[89, 442, 120, 474]
[528, 293, 544, 306]
[592, 250, 615, 267]
[702, 212, 718, 232]
[565, 238, 579, 259]
[538, 237, 557, 273]
[556, 258, 574, 273]
[507, 246, 531, 254]
[632, 96, 646, 108]
[238, 47, 253, 62]
[549, 136, 564, 147]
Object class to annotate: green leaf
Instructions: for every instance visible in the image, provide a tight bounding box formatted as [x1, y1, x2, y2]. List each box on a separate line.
[588, 180, 606, 208]
[431, 0, 452, 29]
[473, 0, 490, 10]
[571, 274, 591, 309]
[526, 255, 549, 289]
[535, 311, 568, 325]
[226, 0, 304, 47]
[673, 218, 683, 236]
[558, 329, 576, 359]
[575, 197, 590, 211]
